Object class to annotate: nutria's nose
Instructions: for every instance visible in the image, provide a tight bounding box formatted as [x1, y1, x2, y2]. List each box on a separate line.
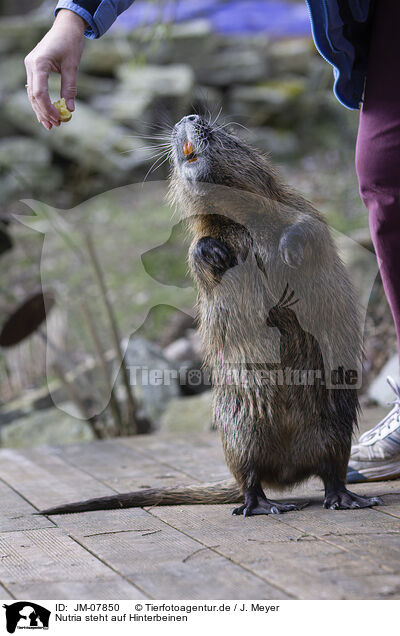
[177, 114, 200, 126]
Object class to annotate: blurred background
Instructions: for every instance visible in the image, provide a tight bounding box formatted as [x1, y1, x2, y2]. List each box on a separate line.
[0, 0, 397, 449]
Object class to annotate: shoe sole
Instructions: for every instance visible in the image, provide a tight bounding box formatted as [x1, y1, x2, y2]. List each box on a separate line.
[347, 466, 400, 484]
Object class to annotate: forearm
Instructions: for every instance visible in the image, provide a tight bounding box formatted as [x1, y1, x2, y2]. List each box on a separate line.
[54, 7, 87, 34]
[55, 0, 137, 39]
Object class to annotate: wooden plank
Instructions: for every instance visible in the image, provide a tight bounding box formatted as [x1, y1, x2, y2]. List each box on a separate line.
[0, 432, 398, 601]
[49, 506, 163, 536]
[0, 527, 146, 600]
[344, 481, 400, 498]
[150, 504, 357, 599]
[55, 439, 195, 492]
[54, 507, 290, 599]
[0, 583, 13, 599]
[326, 531, 400, 575]
[0, 447, 114, 511]
[150, 500, 400, 599]
[57, 439, 165, 480]
[118, 432, 231, 483]
[360, 490, 400, 519]
[57, 507, 284, 598]
[242, 538, 400, 599]
[151, 504, 305, 557]
[0, 527, 116, 583]
[0, 479, 54, 533]
[270, 499, 398, 538]
[79, 533, 291, 600]
[9, 578, 147, 601]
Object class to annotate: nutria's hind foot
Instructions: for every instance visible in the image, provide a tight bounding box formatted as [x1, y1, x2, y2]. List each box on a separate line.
[232, 485, 307, 517]
[323, 487, 382, 510]
[232, 500, 301, 516]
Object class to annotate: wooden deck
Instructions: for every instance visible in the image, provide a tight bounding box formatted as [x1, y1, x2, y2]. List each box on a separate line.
[0, 411, 400, 600]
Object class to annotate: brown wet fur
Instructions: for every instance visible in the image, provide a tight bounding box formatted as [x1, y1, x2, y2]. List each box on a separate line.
[39, 115, 381, 516]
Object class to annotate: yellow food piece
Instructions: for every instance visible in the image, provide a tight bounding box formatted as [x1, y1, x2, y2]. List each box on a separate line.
[53, 98, 72, 122]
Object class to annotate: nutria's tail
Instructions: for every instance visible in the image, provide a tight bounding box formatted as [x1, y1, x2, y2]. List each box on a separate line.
[38, 480, 242, 515]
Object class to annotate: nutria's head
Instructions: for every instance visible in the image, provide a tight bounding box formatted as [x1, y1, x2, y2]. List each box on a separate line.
[170, 114, 280, 201]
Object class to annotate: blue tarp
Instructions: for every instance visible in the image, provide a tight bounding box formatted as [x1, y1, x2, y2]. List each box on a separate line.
[112, 0, 311, 37]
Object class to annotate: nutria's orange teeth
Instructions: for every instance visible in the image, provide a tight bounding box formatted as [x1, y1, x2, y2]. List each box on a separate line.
[184, 141, 194, 156]
[187, 157, 198, 163]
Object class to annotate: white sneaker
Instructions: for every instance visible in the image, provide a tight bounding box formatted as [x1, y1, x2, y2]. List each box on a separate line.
[347, 376, 400, 483]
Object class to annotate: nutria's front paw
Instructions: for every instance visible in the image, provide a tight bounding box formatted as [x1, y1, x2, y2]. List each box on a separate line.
[192, 236, 237, 276]
[279, 226, 306, 268]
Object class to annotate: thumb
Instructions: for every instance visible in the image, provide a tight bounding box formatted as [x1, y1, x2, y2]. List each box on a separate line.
[60, 64, 78, 112]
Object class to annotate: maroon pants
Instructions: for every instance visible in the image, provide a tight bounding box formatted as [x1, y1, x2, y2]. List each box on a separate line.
[355, 1, 400, 365]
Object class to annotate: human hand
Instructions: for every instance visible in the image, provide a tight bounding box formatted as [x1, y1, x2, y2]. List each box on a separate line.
[24, 9, 86, 130]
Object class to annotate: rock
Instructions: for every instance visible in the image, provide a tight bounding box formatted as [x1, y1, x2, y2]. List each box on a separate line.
[0, 401, 95, 448]
[118, 62, 194, 96]
[92, 91, 153, 127]
[239, 126, 299, 158]
[159, 310, 196, 347]
[269, 38, 313, 76]
[229, 77, 307, 126]
[48, 72, 116, 102]
[368, 355, 400, 406]
[131, 28, 268, 87]
[0, 54, 26, 100]
[171, 18, 214, 49]
[197, 46, 268, 87]
[164, 336, 196, 364]
[0, 136, 49, 166]
[163, 329, 208, 396]
[0, 407, 25, 427]
[0, 136, 62, 203]
[193, 85, 224, 117]
[80, 36, 135, 75]
[160, 391, 213, 432]
[0, 381, 62, 427]
[94, 63, 194, 128]
[0, 0, 43, 16]
[4, 92, 149, 174]
[164, 329, 202, 365]
[137, 20, 215, 67]
[115, 63, 194, 129]
[122, 336, 180, 426]
[0, 11, 50, 53]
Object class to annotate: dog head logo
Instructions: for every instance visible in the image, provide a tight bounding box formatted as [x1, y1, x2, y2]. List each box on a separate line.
[3, 602, 50, 633]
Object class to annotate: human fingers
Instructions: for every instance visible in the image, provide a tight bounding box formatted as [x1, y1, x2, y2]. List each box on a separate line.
[60, 62, 78, 112]
[31, 60, 60, 127]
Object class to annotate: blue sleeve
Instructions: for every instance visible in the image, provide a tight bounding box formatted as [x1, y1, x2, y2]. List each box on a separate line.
[55, 1, 136, 39]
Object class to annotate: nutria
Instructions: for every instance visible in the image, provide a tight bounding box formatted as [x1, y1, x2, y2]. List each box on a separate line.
[39, 114, 381, 516]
